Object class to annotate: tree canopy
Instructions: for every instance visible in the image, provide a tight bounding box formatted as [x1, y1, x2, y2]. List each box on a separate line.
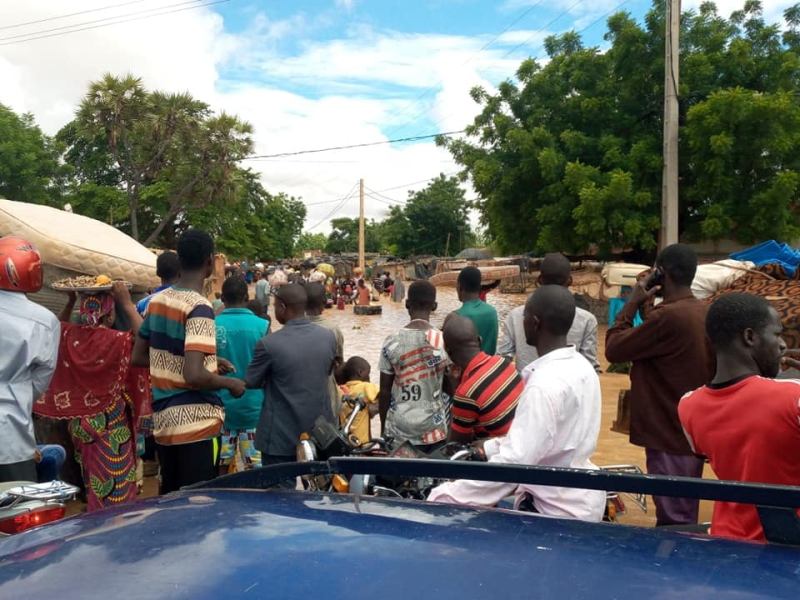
[59, 74, 254, 247]
[0, 104, 65, 204]
[313, 174, 473, 258]
[443, 0, 800, 257]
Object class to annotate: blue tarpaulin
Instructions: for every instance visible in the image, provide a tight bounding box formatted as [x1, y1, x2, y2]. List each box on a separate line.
[730, 240, 800, 277]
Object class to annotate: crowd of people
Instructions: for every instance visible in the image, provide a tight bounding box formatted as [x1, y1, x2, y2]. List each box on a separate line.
[1, 230, 799, 545]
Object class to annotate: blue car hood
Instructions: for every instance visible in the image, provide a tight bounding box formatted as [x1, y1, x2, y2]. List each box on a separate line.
[0, 489, 798, 599]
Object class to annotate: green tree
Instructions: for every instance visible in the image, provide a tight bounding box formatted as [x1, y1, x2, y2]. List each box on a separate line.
[60, 74, 254, 245]
[443, 1, 800, 256]
[295, 232, 328, 255]
[187, 172, 306, 259]
[0, 105, 65, 204]
[383, 174, 472, 256]
[325, 217, 384, 254]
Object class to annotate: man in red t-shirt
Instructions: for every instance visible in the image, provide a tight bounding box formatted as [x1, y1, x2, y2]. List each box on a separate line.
[443, 314, 522, 442]
[678, 292, 800, 542]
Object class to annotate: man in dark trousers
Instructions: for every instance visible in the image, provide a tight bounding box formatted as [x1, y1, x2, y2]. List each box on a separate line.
[246, 283, 337, 470]
[605, 243, 713, 527]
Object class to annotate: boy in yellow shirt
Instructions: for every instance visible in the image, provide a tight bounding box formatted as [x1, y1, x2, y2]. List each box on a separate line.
[337, 357, 379, 445]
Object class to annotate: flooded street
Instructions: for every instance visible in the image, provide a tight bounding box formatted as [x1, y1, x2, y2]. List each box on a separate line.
[316, 287, 527, 383]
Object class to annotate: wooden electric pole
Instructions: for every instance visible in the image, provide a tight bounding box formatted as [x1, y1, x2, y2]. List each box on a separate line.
[358, 178, 365, 272]
[660, 0, 680, 249]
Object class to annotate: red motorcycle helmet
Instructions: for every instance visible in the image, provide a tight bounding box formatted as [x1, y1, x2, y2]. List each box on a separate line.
[0, 236, 44, 293]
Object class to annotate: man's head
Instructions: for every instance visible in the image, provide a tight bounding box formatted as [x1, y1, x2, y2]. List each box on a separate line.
[273, 283, 308, 325]
[340, 356, 371, 383]
[655, 243, 697, 293]
[177, 229, 214, 278]
[305, 281, 326, 315]
[523, 285, 576, 349]
[156, 251, 180, 285]
[538, 253, 572, 287]
[406, 280, 437, 317]
[247, 299, 267, 319]
[221, 275, 248, 308]
[457, 266, 482, 301]
[443, 313, 481, 368]
[706, 293, 785, 378]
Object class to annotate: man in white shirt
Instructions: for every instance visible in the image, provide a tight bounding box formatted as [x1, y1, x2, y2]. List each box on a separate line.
[499, 253, 599, 372]
[428, 285, 605, 521]
[0, 237, 60, 483]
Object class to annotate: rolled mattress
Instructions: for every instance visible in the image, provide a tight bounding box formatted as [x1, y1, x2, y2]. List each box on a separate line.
[0, 199, 158, 289]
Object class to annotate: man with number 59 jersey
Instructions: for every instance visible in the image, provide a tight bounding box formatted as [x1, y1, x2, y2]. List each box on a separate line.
[379, 281, 451, 451]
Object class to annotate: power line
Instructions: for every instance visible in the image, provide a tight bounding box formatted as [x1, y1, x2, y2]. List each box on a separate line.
[499, 0, 583, 59]
[241, 130, 464, 160]
[365, 187, 404, 205]
[393, 0, 631, 136]
[305, 182, 359, 231]
[0, 0, 149, 31]
[0, 0, 230, 46]
[382, 0, 547, 139]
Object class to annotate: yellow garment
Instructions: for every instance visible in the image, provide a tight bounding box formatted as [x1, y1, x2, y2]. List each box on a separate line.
[339, 380, 379, 445]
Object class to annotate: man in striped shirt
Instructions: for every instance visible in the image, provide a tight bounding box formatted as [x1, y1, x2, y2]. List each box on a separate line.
[444, 314, 522, 443]
[133, 230, 245, 493]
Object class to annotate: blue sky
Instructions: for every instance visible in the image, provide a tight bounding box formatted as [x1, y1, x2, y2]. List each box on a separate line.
[1, 0, 794, 231]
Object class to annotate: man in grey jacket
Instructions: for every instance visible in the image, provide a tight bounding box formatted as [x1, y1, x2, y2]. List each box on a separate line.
[499, 253, 600, 372]
[246, 284, 337, 469]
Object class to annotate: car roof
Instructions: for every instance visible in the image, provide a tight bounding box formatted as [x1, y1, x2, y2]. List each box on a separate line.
[0, 489, 798, 599]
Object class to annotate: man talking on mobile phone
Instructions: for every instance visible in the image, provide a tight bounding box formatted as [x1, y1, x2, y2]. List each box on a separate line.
[605, 244, 713, 527]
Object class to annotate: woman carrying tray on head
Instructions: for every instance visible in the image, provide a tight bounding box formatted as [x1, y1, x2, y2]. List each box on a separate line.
[35, 280, 152, 511]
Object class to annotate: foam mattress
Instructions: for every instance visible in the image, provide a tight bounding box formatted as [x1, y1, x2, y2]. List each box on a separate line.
[0, 199, 158, 289]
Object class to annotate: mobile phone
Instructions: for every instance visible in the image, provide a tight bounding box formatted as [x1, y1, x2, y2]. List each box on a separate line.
[646, 267, 664, 290]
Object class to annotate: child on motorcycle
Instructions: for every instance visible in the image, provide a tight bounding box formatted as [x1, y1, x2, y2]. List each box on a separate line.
[336, 357, 379, 446]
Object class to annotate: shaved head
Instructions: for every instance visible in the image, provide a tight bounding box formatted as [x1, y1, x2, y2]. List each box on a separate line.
[276, 283, 307, 307]
[304, 282, 326, 314]
[443, 313, 482, 367]
[525, 285, 576, 337]
[539, 253, 571, 287]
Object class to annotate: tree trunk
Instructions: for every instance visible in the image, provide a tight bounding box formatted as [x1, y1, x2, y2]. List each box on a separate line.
[128, 187, 139, 241]
[143, 204, 180, 247]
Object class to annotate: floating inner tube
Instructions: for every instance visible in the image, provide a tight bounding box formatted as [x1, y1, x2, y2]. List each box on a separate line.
[354, 304, 383, 316]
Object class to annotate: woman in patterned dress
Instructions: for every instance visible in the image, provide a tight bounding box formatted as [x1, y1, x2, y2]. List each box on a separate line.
[36, 282, 152, 511]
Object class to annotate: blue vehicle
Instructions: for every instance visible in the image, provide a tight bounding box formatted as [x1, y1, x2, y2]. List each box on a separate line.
[0, 458, 799, 599]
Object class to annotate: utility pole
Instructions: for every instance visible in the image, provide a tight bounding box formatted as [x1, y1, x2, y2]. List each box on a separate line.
[444, 232, 451, 258]
[660, 0, 680, 249]
[358, 178, 365, 272]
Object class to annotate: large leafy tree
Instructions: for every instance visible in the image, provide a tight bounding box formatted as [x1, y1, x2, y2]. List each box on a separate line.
[60, 74, 254, 245]
[295, 232, 328, 255]
[325, 217, 384, 254]
[443, 1, 800, 256]
[383, 174, 473, 256]
[0, 105, 66, 204]
[187, 172, 306, 259]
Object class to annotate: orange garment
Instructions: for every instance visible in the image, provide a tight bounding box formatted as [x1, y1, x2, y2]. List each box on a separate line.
[357, 287, 370, 305]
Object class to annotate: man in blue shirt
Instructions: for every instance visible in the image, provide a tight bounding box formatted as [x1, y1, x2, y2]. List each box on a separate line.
[216, 275, 269, 474]
[136, 251, 180, 316]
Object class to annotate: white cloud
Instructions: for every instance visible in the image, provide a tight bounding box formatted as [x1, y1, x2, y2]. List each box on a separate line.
[684, 0, 795, 22]
[0, 2, 544, 235]
[335, 0, 357, 10]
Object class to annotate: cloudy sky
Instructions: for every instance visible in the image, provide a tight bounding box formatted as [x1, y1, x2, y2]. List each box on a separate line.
[0, 0, 794, 232]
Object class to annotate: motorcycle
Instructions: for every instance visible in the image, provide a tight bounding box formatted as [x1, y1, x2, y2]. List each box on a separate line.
[297, 397, 482, 497]
[0, 480, 79, 536]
